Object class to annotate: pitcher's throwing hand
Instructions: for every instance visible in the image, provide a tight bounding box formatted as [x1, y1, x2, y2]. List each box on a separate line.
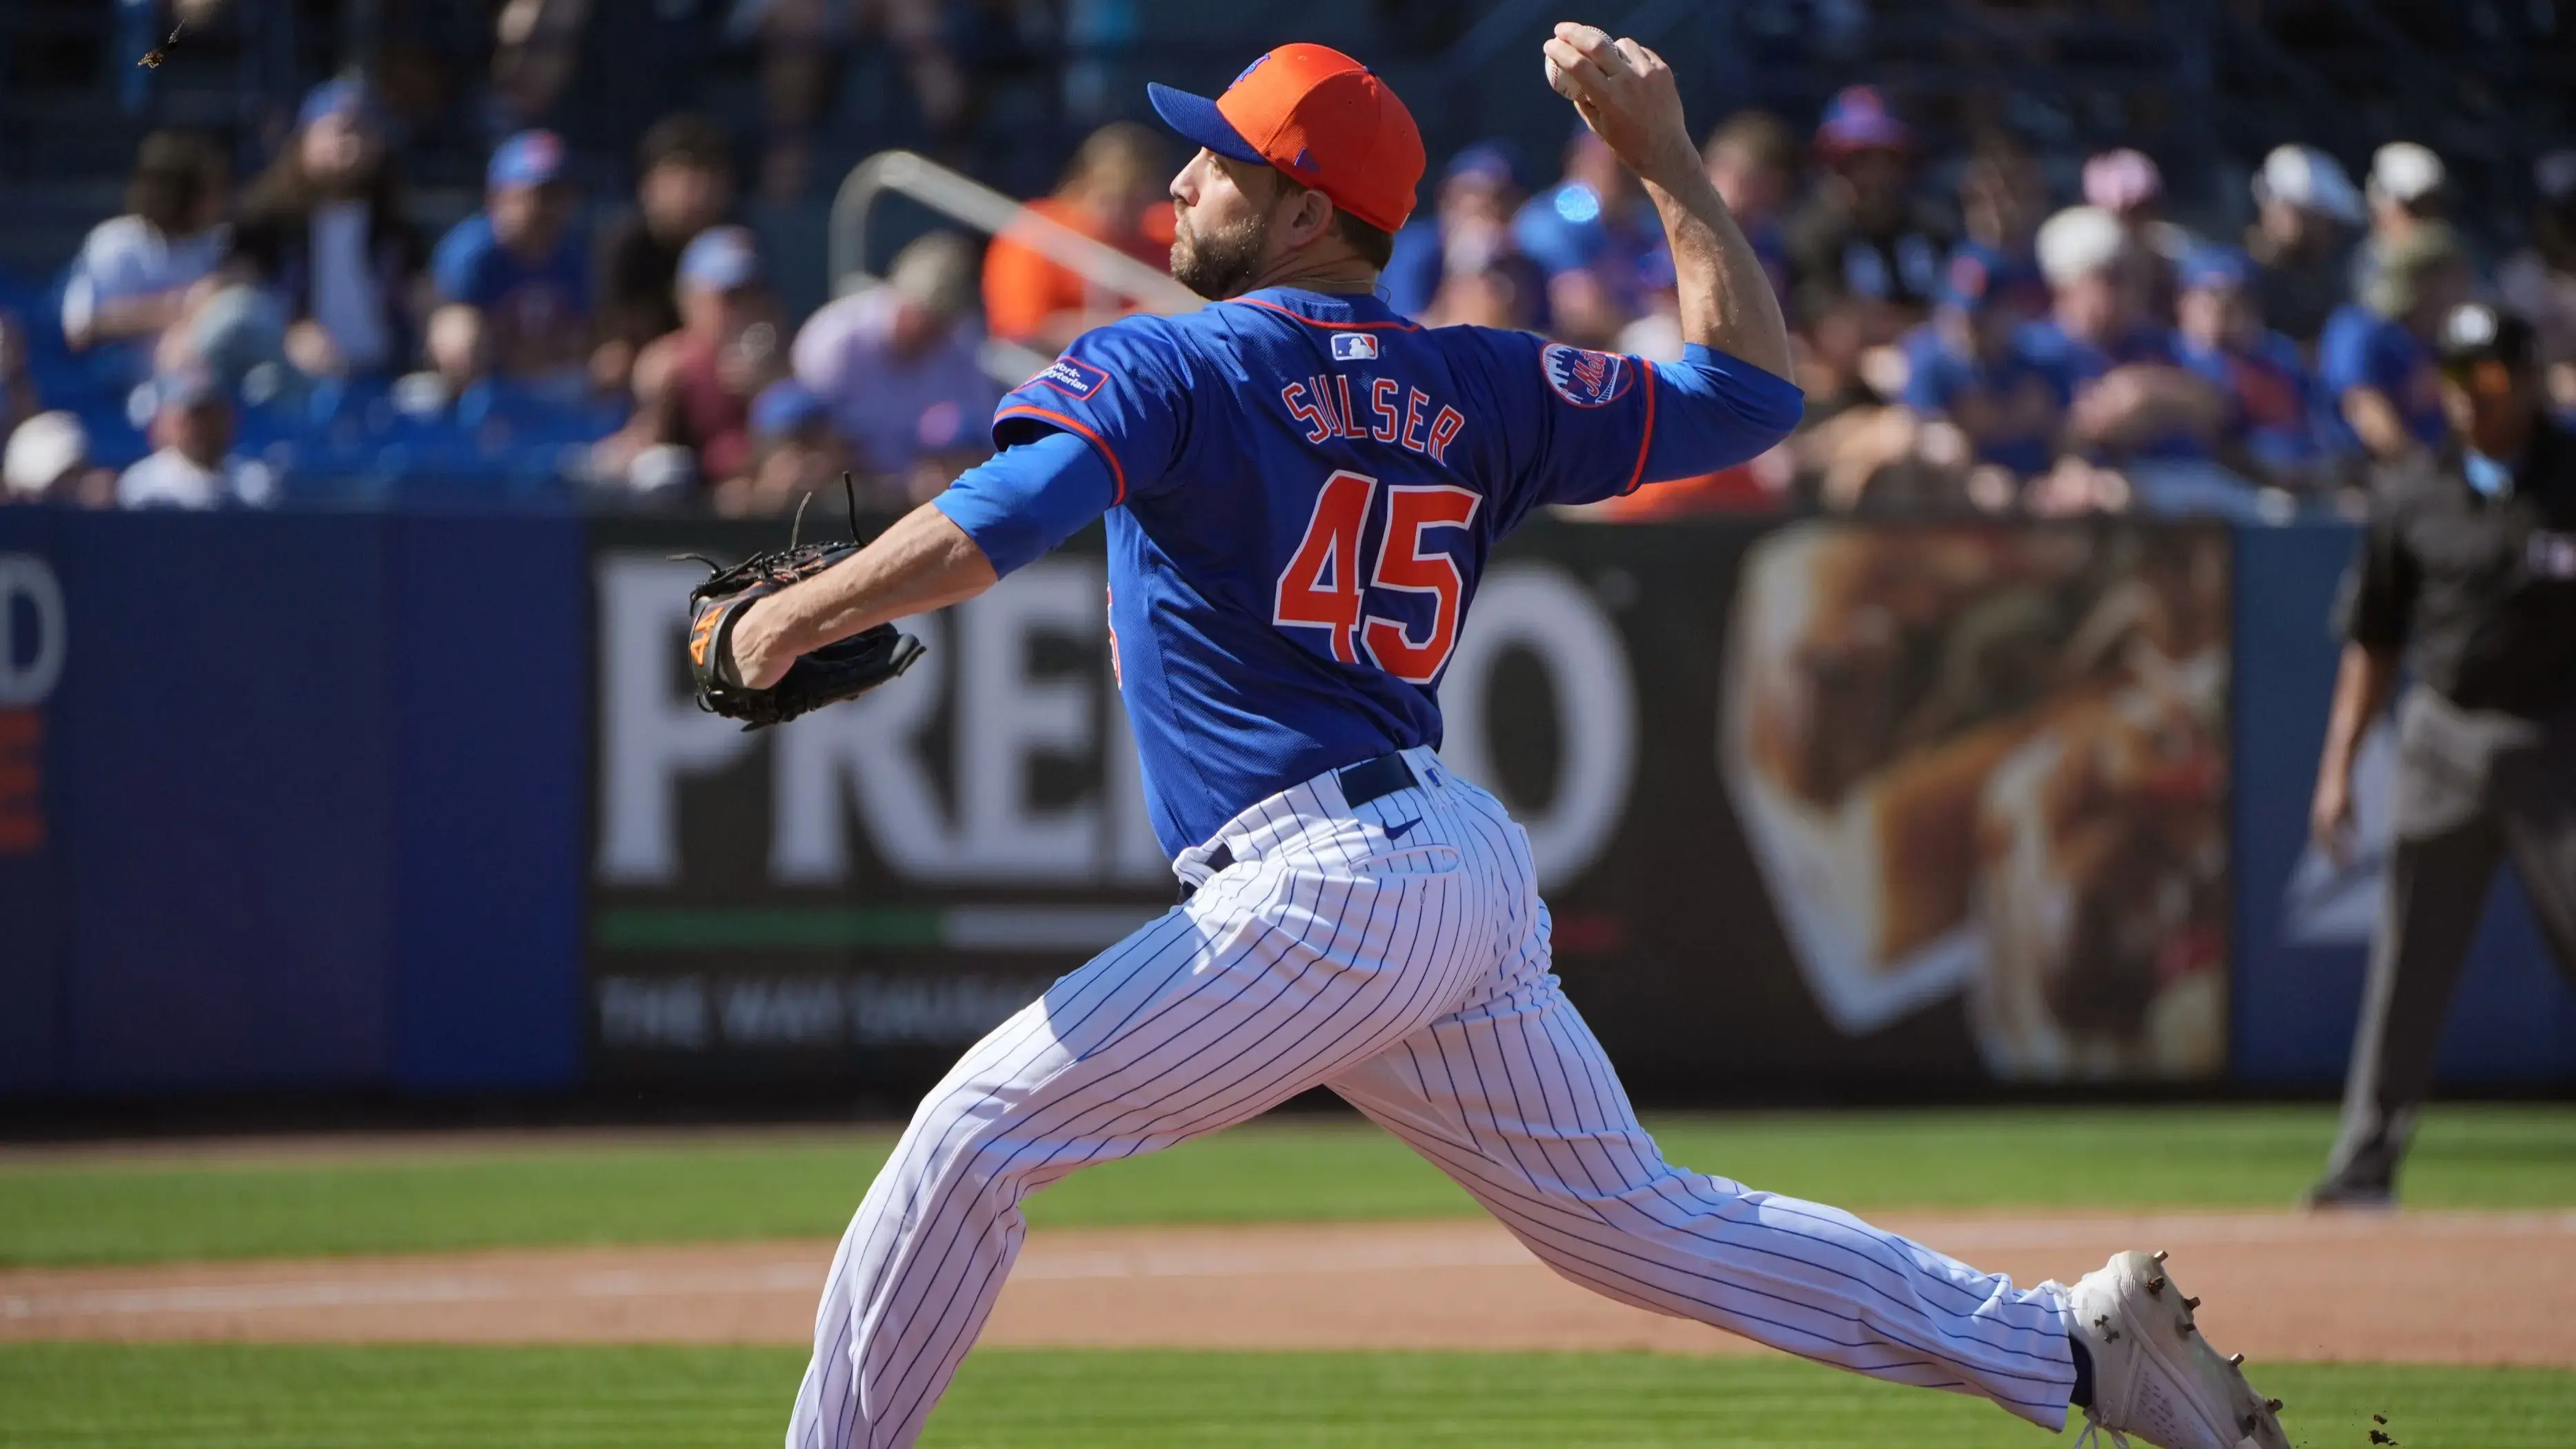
[1543, 23, 1695, 186]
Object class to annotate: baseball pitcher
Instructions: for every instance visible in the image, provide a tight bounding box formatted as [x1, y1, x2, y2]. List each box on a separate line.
[688, 26, 2290, 1449]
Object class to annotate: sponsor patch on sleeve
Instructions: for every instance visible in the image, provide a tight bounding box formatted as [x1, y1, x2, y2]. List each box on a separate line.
[1540, 343, 1633, 407]
[1330, 333, 1379, 362]
[1030, 357, 1110, 401]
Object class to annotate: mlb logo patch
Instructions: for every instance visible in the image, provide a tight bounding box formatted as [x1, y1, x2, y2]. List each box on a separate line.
[1032, 357, 1109, 401]
[1541, 343, 1632, 407]
[1331, 333, 1379, 363]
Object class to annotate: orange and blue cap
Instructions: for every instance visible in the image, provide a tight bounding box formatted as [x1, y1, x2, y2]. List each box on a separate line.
[1147, 43, 1425, 234]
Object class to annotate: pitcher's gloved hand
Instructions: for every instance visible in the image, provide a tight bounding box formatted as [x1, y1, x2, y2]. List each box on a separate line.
[683, 483, 926, 730]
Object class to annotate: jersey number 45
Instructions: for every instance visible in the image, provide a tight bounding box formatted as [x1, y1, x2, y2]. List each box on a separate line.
[1273, 470, 1481, 685]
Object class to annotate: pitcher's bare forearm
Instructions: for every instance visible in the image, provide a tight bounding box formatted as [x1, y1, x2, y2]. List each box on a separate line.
[1641, 164, 1792, 380]
[734, 503, 997, 687]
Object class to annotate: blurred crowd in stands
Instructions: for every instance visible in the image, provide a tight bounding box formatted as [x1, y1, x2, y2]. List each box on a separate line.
[6, 61, 2575, 521]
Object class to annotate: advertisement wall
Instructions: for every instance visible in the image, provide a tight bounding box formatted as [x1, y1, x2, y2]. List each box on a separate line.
[1, 510, 2566, 1101]
[0, 510, 583, 1097]
[589, 521, 1170, 1086]
[0, 517, 68, 1095]
[586, 517, 2233, 1094]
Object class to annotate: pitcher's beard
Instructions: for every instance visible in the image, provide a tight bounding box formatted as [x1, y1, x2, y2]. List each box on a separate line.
[1171, 209, 1271, 300]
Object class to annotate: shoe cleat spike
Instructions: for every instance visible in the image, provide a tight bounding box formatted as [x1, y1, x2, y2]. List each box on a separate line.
[2227, 1352, 2244, 1367]
[2153, 1250, 2168, 1263]
[2177, 1321, 2195, 1337]
[2184, 1296, 2201, 1310]
[2266, 1398, 2284, 1413]
[2144, 1276, 2166, 1295]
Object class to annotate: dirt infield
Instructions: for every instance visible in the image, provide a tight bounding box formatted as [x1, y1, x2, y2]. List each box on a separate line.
[7, 1210, 2571, 1366]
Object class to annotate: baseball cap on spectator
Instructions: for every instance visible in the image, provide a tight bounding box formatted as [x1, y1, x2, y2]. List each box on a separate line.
[2368, 142, 2445, 209]
[1814, 86, 1910, 157]
[2177, 245, 2256, 292]
[1147, 43, 1426, 233]
[2083, 149, 2164, 216]
[2250, 144, 2364, 225]
[2035, 206, 2130, 287]
[888, 232, 977, 320]
[1935, 243, 2033, 311]
[750, 379, 826, 439]
[679, 225, 762, 292]
[297, 77, 380, 131]
[489, 130, 567, 189]
[4, 412, 85, 498]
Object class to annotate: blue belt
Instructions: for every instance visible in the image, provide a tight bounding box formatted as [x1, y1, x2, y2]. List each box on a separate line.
[1181, 752, 1419, 901]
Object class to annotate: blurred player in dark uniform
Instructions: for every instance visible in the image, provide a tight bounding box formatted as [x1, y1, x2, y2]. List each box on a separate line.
[2309, 304, 2576, 1207]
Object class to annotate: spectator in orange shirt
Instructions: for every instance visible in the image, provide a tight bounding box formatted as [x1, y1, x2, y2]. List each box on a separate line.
[983, 123, 1177, 351]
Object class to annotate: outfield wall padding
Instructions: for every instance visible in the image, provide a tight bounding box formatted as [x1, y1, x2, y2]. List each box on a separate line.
[0, 510, 2562, 1099]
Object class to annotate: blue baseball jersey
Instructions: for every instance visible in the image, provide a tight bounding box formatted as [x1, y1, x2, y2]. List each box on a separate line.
[935, 286, 1802, 858]
[432, 212, 590, 333]
[1899, 323, 2062, 477]
[2175, 330, 2323, 470]
[2318, 303, 2447, 450]
[2023, 319, 2211, 463]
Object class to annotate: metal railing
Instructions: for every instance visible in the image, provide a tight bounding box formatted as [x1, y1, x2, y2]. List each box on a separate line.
[827, 149, 1203, 388]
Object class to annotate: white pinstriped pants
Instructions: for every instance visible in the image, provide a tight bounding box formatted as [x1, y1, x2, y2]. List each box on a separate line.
[786, 749, 2077, 1448]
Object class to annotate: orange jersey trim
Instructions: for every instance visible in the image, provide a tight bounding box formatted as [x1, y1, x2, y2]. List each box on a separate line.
[1619, 358, 1659, 495]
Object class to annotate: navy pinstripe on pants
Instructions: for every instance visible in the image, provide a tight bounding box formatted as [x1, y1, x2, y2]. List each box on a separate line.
[784, 750, 2077, 1447]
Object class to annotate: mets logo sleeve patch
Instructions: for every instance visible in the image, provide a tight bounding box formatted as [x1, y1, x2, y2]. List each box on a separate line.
[1541, 343, 1634, 406]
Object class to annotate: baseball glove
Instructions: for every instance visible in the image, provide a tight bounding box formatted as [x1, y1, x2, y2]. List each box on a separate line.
[683, 484, 927, 730]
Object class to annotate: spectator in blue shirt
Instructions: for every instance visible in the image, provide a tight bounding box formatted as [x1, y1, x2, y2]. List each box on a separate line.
[431, 130, 591, 386]
[1383, 143, 1543, 330]
[2026, 205, 2223, 468]
[2318, 222, 2471, 463]
[2173, 246, 2327, 488]
[1901, 245, 2059, 479]
[1512, 127, 1673, 349]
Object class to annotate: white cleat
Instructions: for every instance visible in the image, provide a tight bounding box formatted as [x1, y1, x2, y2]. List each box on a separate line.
[2054, 1250, 2290, 1449]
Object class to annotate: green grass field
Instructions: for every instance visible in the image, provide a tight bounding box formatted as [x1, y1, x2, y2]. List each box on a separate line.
[0, 1344, 2563, 1448]
[6, 1104, 2575, 1267]
[6, 1105, 2573, 1448]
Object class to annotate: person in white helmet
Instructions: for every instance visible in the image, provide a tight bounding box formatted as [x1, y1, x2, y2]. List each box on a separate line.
[2243, 143, 2364, 347]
